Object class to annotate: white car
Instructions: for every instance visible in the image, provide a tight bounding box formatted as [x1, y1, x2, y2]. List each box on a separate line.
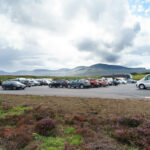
[116, 79, 127, 84]
[136, 74, 150, 89]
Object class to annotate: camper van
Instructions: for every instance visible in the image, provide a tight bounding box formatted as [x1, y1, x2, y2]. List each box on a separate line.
[136, 74, 150, 89]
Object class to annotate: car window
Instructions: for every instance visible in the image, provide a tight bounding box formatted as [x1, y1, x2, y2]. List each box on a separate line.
[146, 75, 150, 80]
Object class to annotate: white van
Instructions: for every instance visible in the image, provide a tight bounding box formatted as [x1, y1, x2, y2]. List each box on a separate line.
[136, 74, 150, 89]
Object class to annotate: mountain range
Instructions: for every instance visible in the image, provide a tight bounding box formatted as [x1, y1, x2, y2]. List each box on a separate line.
[0, 63, 149, 76]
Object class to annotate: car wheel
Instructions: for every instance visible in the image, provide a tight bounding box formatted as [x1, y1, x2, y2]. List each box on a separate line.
[139, 84, 145, 89]
[13, 87, 16, 90]
[49, 85, 52, 88]
[68, 85, 71, 88]
[80, 84, 84, 89]
[3, 87, 6, 90]
[91, 84, 94, 88]
[59, 85, 63, 88]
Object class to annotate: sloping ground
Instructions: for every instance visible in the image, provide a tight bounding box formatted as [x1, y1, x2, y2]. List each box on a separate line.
[0, 95, 150, 150]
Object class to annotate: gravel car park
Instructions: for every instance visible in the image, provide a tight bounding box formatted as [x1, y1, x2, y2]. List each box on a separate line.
[0, 83, 150, 100]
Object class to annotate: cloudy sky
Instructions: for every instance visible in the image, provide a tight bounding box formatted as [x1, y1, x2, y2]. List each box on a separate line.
[0, 0, 150, 71]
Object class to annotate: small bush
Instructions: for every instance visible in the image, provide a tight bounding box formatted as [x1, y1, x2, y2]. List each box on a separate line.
[112, 129, 133, 144]
[33, 106, 55, 121]
[117, 116, 142, 128]
[35, 118, 56, 136]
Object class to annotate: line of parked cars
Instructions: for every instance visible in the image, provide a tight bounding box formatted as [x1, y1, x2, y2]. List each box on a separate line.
[0, 77, 136, 90]
[48, 78, 134, 89]
[1, 78, 52, 90]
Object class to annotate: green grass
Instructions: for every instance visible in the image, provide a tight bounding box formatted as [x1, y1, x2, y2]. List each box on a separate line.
[0, 105, 32, 119]
[34, 127, 83, 150]
[64, 127, 75, 134]
[41, 137, 65, 150]
[132, 74, 146, 80]
[67, 134, 83, 146]
[64, 127, 83, 146]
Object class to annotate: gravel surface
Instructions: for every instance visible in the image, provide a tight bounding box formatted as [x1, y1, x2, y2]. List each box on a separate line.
[0, 84, 150, 100]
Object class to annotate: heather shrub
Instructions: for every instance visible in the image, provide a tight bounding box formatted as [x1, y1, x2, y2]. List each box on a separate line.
[112, 129, 133, 144]
[33, 106, 55, 121]
[76, 128, 95, 138]
[35, 118, 56, 136]
[74, 115, 87, 122]
[117, 116, 142, 127]
[16, 114, 36, 127]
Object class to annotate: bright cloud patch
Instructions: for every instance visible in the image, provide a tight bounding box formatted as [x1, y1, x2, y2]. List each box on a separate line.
[0, 0, 150, 71]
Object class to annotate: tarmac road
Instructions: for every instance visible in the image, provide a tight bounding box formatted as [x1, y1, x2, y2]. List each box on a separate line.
[0, 84, 150, 100]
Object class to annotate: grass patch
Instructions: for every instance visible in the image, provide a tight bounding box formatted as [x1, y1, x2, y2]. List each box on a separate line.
[34, 126, 83, 149]
[67, 134, 83, 146]
[64, 127, 75, 134]
[0, 98, 3, 104]
[0, 105, 32, 119]
[41, 137, 65, 150]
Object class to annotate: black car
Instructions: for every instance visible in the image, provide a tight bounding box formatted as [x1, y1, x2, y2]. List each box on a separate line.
[2, 81, 26, 90]
[67, 79, 91, 88]
[49, 80, 68, 88]
[10, 79, 32, 87]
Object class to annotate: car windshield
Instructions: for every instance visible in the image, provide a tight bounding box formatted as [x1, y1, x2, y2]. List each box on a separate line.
[12, 81, 22, 85]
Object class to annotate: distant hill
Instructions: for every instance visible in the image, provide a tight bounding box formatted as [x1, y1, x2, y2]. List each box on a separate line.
[0, 63, 148, 76]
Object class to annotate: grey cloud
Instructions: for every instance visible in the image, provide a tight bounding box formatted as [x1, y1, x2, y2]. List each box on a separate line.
[77, 38, 99, 52]
[102, 52, 119, 63]
[76, 23, 141, 63]
[76, 38, 119, 63]
[114, 22, 141, 52]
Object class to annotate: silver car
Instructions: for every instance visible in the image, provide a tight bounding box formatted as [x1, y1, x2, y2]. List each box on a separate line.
[136, 74, 150, 89]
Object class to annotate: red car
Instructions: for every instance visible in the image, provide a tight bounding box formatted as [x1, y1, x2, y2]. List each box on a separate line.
[88, 79, 99, 88]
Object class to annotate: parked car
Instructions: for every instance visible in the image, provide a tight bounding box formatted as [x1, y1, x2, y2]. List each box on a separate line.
[136, 74, 150, 89]
[2, 81, 26, 90]
[106, 79, 119, 86]
[49, 80, 68, 88]
[12, 78, 32, 87]
[98, 79, 109, 87]
[127, 79, 137, 83]
[35, 79, 51, 86]
[88, 79, 99, 88]
[116, 78, 127, 84]
[67, 79, 91, 89]
[28, 79, 40, 86]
